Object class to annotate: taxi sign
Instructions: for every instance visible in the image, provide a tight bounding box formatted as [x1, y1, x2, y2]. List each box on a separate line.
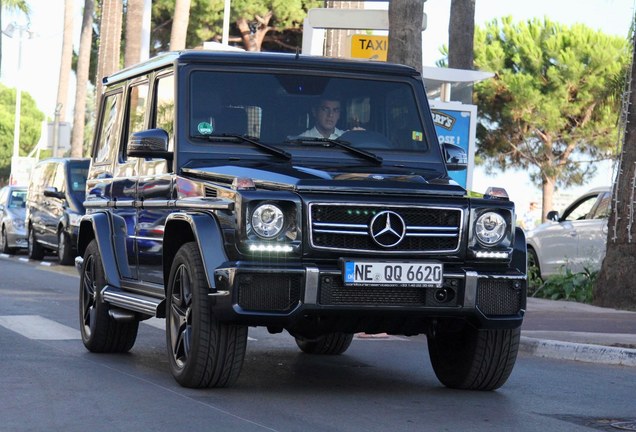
[350, 34, 388, 61]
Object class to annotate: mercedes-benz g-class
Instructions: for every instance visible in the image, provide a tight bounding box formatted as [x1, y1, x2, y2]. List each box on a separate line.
[77, 51, 526, 390]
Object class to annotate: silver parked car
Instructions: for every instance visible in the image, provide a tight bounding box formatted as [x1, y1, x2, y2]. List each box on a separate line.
[526, 186, 610, 279]
[0, 185, 28, 254]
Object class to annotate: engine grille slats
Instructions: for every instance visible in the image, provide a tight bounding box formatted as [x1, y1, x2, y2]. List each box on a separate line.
[309, 203, 463, 254]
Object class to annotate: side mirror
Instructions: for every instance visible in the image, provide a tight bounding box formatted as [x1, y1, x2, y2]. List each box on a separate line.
[127, 129, 173, 160]
[442, 143, 468, 171]
[546, 210, 559, 222]
[43, 186, 64, 199]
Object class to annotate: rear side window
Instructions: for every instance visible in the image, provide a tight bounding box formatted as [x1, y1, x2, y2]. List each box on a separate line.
[153, 73, 175, 150]
[94, 91, 123, 164]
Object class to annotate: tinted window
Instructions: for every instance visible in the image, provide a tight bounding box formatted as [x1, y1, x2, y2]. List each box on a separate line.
[189, 71, 428, 151]
[69, 165, 88, 193]
[127, 82, 149, 139]
[154, 73, 175, 149]
[94, 92, 123, 164]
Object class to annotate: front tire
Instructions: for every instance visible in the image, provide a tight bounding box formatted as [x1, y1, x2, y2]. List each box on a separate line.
[1, 226, 14, 254]
[427, 321, 520, 391]
[79, 240, 138, 352]
[28, 226, 45, 260]
[295, 332, 354, 355]
[57, 229, 74, 265]
[166, 242, 247, 388]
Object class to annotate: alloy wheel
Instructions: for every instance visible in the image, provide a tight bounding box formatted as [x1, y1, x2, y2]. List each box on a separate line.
[169, 264, 193, 369]
[81, 254, 97, 338]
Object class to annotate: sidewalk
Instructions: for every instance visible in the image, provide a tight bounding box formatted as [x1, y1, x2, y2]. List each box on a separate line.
[520, 297, 636, 367]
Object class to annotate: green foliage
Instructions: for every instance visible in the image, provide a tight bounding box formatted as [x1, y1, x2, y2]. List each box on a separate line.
[0, 83, 45, 178]
[150, 0, 321, 54]
[473, 17, 629, 189]
[532, 267, 596, 303]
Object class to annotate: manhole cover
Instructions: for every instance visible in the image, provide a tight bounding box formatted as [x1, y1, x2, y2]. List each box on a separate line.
[612, 421, 636, 431]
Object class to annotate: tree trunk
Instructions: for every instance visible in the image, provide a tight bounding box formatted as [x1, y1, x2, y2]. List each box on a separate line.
[541, 176, 555, 223]
[124, 0, 144, 67]
[70, 0, 95, 158]
[170, 0, 191, 50]
[595, 32, 636, 310]
[447, 0, 475, 103]
[95, 0, 123, 105]
[387, 0, 424, 72]
[56, 0, 74, 122]
[448, 0, 475, 70]
[324, 1, 363, 58]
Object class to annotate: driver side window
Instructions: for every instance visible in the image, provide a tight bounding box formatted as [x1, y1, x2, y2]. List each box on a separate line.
[562, 195, 598, 221]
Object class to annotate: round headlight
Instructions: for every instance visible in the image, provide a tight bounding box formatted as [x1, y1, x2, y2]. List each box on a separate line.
[475, 212, 507, 245]
[251, 204, 285, 239]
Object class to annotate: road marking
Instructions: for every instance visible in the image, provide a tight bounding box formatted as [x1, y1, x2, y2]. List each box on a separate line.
[142, 318, 257, 340]
[0, 315, 81, 340]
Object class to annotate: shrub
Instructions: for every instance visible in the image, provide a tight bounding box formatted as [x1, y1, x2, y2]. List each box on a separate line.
[532, 267, 596, 303]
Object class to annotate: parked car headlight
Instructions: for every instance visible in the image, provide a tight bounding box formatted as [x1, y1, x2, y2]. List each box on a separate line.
[251, 204, 284, 239]
[475, 212, 507, 245]
[12, 218, 24, 230]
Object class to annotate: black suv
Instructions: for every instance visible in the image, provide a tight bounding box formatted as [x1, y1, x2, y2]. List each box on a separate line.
[77, 51, 527, 390]
[26, 157, 89, 264]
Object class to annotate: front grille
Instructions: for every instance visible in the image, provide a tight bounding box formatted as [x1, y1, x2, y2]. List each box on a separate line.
[476, 279, 524, 316]
[319, 275, 427, 306]
[237, 273, 302, 312]
[309, 203, 462, 254]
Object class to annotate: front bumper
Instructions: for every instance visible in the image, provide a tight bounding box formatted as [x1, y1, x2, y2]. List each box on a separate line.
[7, 228, 27, 249]
[212, 262, 526, 334]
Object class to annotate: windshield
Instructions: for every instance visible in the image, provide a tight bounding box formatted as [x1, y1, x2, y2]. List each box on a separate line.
[189, 70, 429, 153]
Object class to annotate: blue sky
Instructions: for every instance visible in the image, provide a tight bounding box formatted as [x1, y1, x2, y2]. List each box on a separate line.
[1, 0, 633, 207]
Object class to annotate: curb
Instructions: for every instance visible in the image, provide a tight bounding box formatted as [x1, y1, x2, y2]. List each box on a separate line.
[520, 336, 636, 367]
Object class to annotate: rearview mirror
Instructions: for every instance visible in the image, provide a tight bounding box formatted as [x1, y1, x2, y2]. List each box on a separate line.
[43, 186, 64, 200]
[127, 129, 173, 160]
[546, 210, 559, 221]
[442, 143, 468, 171]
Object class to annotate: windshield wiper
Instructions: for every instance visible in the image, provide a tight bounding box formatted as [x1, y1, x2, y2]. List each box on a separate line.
[286, 137, 383, 165]
[192, 134, 291, 161]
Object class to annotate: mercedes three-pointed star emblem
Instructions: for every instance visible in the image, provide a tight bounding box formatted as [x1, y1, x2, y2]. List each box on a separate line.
[369, 210, 406, 247]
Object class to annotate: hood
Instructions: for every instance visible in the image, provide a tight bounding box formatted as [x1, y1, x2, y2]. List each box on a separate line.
[181, 160, 466, 196]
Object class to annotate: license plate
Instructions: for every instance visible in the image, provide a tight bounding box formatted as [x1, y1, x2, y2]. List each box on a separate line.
[343, 261, 443, 287]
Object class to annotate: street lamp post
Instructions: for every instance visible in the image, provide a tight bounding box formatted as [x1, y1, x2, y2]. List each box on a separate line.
[2, 22, 33, 184]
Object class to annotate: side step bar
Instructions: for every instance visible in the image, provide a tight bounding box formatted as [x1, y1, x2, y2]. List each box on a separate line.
[101, 285, 162, 317]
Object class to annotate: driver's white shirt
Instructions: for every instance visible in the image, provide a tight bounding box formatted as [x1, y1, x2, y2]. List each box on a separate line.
[299, 126, 344, 139]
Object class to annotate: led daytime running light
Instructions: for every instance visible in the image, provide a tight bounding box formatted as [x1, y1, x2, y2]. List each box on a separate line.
[249, 243, 293, 253]
[475, 250, 509, 259]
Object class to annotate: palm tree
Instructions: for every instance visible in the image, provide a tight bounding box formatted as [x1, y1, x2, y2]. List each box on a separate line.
[95, 0, 122, 107]
[70, 0, 95, 158]
[387, 0, 424, 72]
[170, 0, 191, 50]
[0, 0, 30, 79]
[124, 0, 144, 67]
[55, 0, 74, 126]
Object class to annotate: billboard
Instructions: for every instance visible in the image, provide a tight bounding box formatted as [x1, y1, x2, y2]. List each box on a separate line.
[429, 102, 477, 191]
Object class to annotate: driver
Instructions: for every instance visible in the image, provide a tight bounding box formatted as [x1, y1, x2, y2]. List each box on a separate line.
[299, 97, 344, 139]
